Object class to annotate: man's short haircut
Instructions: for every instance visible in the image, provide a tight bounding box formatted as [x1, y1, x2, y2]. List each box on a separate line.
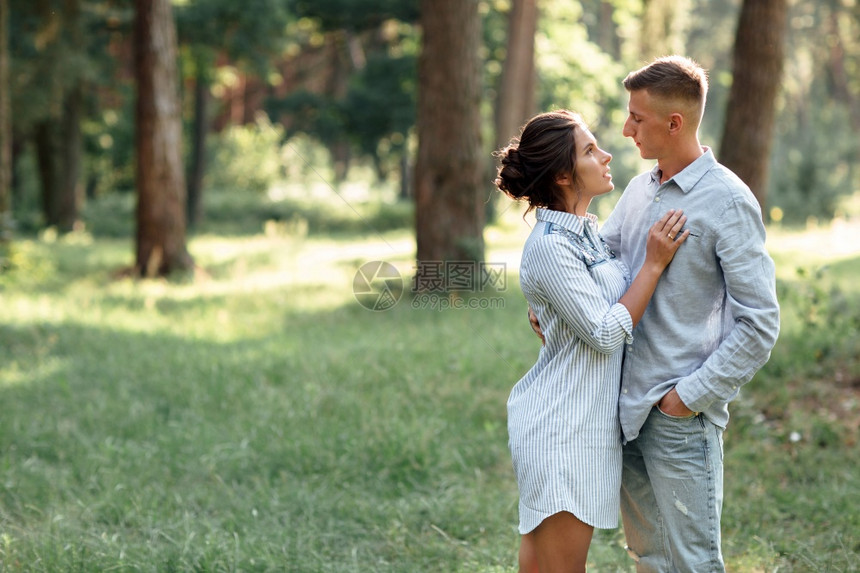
[623, 56, 708, 122]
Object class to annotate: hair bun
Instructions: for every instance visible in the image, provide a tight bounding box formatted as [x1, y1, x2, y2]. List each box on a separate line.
[495, 145, 528, 198]
[501, 147, 521, 167]
[493, 110, 583, 210]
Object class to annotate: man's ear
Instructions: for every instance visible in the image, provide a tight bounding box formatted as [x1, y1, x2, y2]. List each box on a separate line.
[668, 112, 684, 135]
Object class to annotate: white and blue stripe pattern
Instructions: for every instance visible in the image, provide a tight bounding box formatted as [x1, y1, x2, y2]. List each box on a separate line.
[508, 208, 633, 533]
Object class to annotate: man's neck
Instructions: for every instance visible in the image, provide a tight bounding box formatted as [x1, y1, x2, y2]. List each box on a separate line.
[656, 141, 705, 184]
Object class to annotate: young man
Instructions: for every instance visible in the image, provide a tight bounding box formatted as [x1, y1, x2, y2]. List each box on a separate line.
[600, 56, 781, 571]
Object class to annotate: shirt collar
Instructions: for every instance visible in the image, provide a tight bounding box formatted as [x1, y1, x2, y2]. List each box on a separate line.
[649, 146, 717, 194]
[536, 208, 597, 234]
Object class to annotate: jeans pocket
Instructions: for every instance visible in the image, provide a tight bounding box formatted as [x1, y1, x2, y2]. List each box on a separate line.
[655, 404, 698, 420]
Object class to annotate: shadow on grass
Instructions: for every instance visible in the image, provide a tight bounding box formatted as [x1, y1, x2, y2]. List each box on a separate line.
[0, 293, 531, 571]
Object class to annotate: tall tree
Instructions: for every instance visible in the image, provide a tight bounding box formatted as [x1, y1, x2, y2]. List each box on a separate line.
[718, 0, 788, 214]
[494, 0, 538, 150]
[0, 0, 10, 241]
[27, 0, 86, 233]
[134, 0, 192, 276]
[414, 0, 484, 277]
[185, 49, 211, 229]
[57, 0, 83, 232]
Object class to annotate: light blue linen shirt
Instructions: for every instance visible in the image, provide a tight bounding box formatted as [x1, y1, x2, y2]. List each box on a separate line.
[601, 148, 780, 442]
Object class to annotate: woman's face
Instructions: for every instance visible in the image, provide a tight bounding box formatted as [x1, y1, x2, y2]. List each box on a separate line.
[573, 128, 614, 199]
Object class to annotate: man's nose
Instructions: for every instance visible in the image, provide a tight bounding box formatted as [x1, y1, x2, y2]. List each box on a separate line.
[622, 121, 634, 137]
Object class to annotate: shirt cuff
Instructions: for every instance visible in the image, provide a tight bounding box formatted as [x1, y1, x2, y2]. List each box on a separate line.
[608, 302, 634, 345]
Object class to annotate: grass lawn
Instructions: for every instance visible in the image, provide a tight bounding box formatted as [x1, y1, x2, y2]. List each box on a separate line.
[0, 211, 858, 572]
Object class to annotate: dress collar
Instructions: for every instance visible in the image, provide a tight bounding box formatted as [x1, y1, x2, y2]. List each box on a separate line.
[536, 208, 597, 234]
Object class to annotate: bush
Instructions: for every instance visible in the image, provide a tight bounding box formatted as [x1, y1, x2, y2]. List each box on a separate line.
[205, 116, 284, 194]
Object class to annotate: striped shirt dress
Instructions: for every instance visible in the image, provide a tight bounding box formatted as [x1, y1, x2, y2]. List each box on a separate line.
[509, 208, 633, 533]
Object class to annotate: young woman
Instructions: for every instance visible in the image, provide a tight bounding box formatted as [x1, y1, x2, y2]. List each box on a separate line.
[495, 110, 689, 573]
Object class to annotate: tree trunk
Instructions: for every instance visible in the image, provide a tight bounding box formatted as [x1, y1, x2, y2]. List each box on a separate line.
[134, 0, 192, 277]
[598, 1, 620, 59]
[35, 119, 61, 227]
[718, 0, 788, 216]
[187, 59, 209, 229]
[326, 32, 352, 183]
[57, 0, 84, 233]
[0, 0, 10, 240]
[58, 84, 82, 233]
[414, 0, 484, 280]
[495, 0, 538, 150]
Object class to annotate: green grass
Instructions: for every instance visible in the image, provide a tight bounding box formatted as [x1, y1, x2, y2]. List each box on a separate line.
[0, 216, 858, 571]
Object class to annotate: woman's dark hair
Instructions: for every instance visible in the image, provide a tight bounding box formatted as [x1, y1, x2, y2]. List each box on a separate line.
[494, 110, 585, 212]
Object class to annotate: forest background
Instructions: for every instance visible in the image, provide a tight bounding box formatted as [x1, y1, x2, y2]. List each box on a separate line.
[0, 0, 858, 571]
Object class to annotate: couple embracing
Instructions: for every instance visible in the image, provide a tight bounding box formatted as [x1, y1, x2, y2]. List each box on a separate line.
[495, 56, 780, 572]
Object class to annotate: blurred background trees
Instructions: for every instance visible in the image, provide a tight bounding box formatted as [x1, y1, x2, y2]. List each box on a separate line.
[1, 0, 858, 274]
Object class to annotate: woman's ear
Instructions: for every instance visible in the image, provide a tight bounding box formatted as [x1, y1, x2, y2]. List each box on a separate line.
[554, 173, 572, 187]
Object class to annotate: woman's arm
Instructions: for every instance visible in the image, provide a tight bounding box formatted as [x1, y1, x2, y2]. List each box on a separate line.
[527, 209, 689, 343]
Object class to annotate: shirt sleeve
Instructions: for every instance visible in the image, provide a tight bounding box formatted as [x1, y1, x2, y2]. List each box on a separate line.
[525, 233, 633, 355]
[675, 195, 781, 411]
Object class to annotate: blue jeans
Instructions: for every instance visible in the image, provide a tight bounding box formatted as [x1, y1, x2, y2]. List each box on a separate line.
[621, 406, 725, 573]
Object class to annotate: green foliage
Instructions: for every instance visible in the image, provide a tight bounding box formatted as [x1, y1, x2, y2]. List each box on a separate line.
[175, 0, 292, 75]
[9, 0, 130, 131]
[772, 263, 860, 382]
[343, 53, 416, 162]
[270, 13, 418, 182]
[75, 176, 414, 240]
[535, 1, 626, 123]
[275, 90, 345, 147]
[83, 93, 138, 196]
[288, 0, 419, 31]
[769, 103, 859, 224]
[197, 191, 413, 236]
[78, 191, 135, 238]
[206, 118, 285, 194]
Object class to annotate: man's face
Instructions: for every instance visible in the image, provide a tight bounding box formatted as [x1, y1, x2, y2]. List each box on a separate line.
[622, 89, 670, 160]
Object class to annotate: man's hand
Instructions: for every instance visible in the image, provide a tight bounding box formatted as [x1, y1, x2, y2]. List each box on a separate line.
[527, 306, 545, 345]
[657, 387, 695, 417]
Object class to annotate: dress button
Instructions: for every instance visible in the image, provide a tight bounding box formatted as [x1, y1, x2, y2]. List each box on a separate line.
[655, 196, 661, 202]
